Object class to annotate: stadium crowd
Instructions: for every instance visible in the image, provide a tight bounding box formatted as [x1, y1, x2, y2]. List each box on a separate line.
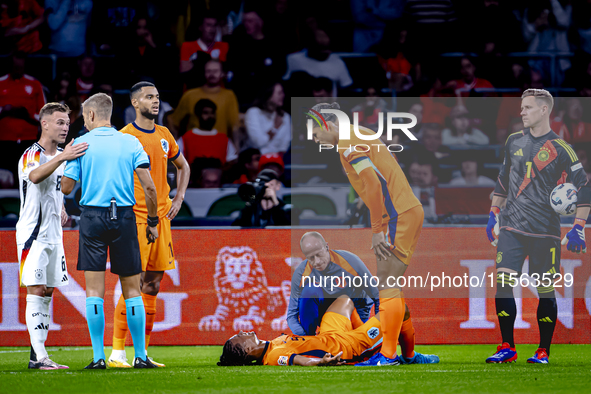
[1, 0, 591, 225]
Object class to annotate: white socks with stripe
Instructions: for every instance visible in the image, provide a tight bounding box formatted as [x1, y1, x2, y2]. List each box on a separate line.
[25, 294, 49, 360]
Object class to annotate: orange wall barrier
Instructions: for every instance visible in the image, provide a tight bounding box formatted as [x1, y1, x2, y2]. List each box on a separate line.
[0, 228, 589, 346]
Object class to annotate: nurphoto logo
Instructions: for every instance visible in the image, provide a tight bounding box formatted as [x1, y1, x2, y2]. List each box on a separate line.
[305, 107, 418, 153]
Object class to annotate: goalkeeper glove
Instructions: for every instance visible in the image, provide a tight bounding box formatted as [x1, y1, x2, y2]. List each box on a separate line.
[562, 218, 587, 254]
[486, 206, 500, 246]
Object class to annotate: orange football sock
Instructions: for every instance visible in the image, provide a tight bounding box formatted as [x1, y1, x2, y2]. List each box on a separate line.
[379, 288, 405, 358]
[351, 309, 363, 329]
[112, 295, 128, 350]
[399, 317, 415, 359]
[142, 293, 157, 350]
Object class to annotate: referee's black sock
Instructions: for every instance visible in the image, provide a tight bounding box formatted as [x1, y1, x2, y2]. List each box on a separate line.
[537, 288, 557, 356]
[495, 272, 516, 348]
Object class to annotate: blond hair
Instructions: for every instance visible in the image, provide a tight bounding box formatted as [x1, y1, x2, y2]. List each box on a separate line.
[522, 88, 554, 113]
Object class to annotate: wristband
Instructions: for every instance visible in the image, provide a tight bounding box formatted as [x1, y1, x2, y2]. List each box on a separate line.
[490, 206, 501, 215]
[574, 218, 586, 227]
[147, 215, 159, 227]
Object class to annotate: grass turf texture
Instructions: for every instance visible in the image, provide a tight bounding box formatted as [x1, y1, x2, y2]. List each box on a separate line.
[1, 345, 590, 394]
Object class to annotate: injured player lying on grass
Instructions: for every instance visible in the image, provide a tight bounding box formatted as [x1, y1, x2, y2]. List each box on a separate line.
[217, 295, 439, 366]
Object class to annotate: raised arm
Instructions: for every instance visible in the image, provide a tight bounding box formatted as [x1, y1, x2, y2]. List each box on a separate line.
[30, 140, 88, 184]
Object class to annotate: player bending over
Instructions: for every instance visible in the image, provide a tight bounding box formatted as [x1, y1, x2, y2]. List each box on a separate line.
[218, 296, 438, 366]
[486, 89, 589, 364]
[306, 103, 424, 366]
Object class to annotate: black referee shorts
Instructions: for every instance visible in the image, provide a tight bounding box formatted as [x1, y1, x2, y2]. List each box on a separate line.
[77, 206, 142, 276]
[496, 229, 561, 277]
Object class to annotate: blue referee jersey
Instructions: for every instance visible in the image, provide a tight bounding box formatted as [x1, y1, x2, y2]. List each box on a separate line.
[64, 126, 149, 207]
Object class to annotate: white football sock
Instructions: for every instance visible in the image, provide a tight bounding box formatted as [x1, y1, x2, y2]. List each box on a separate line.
[43, 296, 52, 343]
[26, 295, 48, 360]
[110, 349, 127, 360]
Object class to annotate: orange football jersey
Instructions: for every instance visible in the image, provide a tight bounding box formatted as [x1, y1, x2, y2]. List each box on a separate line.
[339, 124, 421, 233]
[263, 333, 349, 365]
[262, 313, 382, 365]
[120, 122, 180, 222]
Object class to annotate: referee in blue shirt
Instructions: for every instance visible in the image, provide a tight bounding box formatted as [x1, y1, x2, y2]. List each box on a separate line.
[61, 93, 159, 369]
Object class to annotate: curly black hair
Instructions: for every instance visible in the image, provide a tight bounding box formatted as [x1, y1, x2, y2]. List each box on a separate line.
[217, 339, 252, 366]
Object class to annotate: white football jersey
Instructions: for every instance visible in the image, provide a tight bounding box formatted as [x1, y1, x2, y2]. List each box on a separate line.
[16, 143, 65, 245]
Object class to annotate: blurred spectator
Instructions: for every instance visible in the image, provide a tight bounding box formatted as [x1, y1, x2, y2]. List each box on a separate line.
[522, 0, 571, 54]
[178, 98, 237, 168]
[463, 0, 521, 55]
[227, 9, 286, 109]
[521, 0, 572, 82]
[449, 57, 494, 97]
[351, 86, 388, 131]
[180, 12, 228, 73]
[408, 153, 437, 222]
[232, 168, 291, 227]
[553, 98, 591, 143]
[264, 0, 299, 55]
[0, 0, 44, 54]
[75, 55, 95, 101]
[283, 28, 353, 97]
[259, 153, 284, 181]
[51, 71, 75, 104]
[407, 100, 423, 139]
[169, 59, 239, 141]
[574, 143, 591, 183]
[245, 82, 291, 154]
[0, 51, 45, 180]
[421, 123, 451, 160]
[312, 77, 334, 102]
[124, 16, 178, 90]
[351, 0, 405, 53]
[572, 1, 591, 54]
[46, 0, 93, 57]
[191, 157, 223, 188]
[0, 168, 14, 188]
[64, 93, 83, 142]
[91, 0, 143, 55]
[233, 148, 261, 184]
[449, 156, 495, 186]
[373, 22, 413, 93]
[442, 105, 489, 146]
[403, 0, 459, 55]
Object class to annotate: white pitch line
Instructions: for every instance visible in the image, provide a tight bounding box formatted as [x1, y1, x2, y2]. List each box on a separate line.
[0, 347, 89, 354]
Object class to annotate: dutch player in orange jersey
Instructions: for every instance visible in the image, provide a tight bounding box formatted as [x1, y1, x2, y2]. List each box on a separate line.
[108, 82, 190, 368]
[304, 102, 435, 366]
[218, 295, 438, 366]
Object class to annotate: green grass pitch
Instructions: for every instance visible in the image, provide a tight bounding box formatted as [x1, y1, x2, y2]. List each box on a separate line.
[1, 345, 590, 393]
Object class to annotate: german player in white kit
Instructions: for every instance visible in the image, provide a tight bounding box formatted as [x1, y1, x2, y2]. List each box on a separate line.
[16, 103, 88, 370]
